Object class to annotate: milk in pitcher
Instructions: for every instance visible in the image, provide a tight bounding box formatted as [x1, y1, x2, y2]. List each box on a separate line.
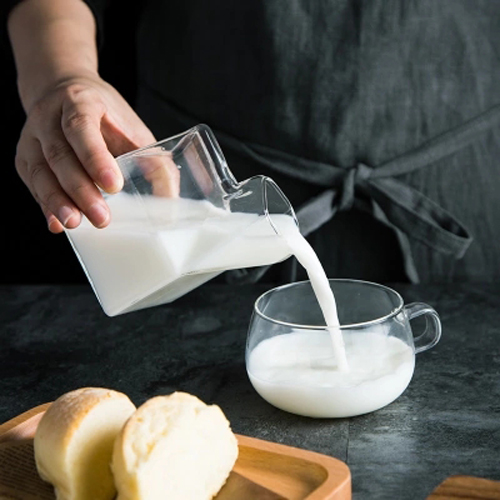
[68, 192, 297, 316]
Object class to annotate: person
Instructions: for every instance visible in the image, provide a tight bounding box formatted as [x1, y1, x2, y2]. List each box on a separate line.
[3, 0, 500, 285]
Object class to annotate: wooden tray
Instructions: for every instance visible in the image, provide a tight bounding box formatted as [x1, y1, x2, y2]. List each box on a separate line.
[0, 404, 351, 500]
[427, 475, 500, 499]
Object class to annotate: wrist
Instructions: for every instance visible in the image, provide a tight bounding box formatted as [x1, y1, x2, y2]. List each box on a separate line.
[8, 0, 99, 113]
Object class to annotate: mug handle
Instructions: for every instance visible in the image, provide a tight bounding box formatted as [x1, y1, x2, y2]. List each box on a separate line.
[404, 302, 442, 354]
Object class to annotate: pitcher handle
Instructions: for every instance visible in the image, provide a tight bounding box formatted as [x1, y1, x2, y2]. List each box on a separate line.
[405, 302, 442, 354]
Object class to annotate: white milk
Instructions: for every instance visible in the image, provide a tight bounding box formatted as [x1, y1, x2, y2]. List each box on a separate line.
[247, 329, 415, 418]
[67, 193, 297, 316]
[276, 222, 349, 371]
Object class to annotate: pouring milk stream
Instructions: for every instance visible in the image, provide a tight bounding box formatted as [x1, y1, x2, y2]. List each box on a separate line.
[276, 221, 349, 372]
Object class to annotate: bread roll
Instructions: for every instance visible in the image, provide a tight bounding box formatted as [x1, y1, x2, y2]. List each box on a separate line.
[34, 387, 136, 500]
[112, 392, 239, 500]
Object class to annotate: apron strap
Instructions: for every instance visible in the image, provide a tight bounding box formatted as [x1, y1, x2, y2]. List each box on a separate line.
[218, 130, 474, 259]
[365, 177, 471, 258]
[214, 104, 500, 280]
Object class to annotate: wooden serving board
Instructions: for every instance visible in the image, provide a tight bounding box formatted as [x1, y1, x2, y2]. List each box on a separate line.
[427, 475, 500, 499]
[0, 404, 351, 500]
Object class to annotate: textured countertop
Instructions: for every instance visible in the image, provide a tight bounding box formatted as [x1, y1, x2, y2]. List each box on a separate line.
[1, 282, 499, 499]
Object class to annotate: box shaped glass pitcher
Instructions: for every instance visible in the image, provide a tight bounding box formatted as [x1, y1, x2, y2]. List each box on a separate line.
[66, 125, 297, 316]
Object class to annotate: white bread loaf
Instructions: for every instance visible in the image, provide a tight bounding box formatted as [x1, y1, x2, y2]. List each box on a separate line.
[112, 392, 239, 500]
[34, 387, 136, 500]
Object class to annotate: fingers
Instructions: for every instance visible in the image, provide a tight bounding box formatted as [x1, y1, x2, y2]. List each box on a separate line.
[46, 212, 65, 234]
[101, 111, 156, 157]
[102, 108, 181, 198]
[36, 125, 111, 230]
[184, 141, 214, 196]
[61, 99, 123, 194]
[138, 154, 181, 198]
[16, 83, 120, 231]
[16, 124, 110, 232]
[15, 135, 77, 231]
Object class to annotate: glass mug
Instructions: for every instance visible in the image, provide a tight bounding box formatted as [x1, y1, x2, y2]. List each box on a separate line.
[66, 124, 297, 316]
[246, 279, 441, 418]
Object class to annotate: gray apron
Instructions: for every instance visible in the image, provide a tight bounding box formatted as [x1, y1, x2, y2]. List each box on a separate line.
[135, 0, 500, 284]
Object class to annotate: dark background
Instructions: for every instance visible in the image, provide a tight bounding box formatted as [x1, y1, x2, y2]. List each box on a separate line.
[2, 2, 141, 284]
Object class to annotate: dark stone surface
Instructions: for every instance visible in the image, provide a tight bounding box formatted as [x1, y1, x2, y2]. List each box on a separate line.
[1, 282, 499, 499]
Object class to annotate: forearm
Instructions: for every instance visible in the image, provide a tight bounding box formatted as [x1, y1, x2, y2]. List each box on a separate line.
[7, 0, 99, 113]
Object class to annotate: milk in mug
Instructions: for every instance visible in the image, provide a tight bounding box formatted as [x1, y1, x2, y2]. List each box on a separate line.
[247, 329, 414, 418]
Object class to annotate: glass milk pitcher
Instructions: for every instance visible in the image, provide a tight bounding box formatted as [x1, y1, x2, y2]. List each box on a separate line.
[66, 124, 298, 316]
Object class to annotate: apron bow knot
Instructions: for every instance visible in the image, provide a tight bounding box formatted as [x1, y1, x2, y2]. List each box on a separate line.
[339, 162, 372, 211]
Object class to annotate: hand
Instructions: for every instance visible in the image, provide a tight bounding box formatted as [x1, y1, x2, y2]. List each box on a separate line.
[14, 73, 158, 233]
